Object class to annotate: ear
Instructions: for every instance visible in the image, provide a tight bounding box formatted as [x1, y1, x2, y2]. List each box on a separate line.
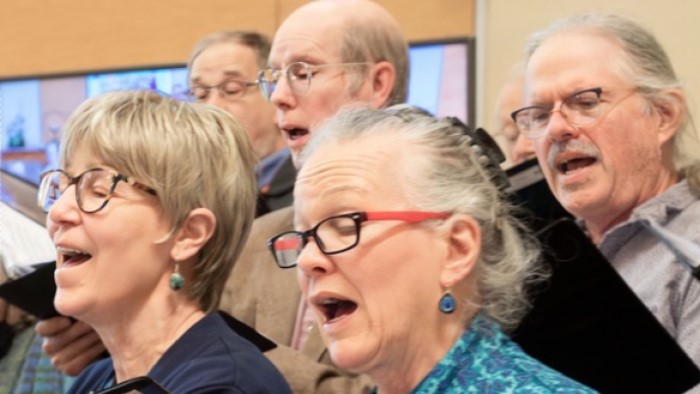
[170, 208, 216, 262]
[369, 61, 395, 108]
[439, 214, 481, 288]
[654, 88, 686, 146]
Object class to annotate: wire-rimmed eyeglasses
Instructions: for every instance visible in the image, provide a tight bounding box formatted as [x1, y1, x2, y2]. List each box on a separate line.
[257, 62, 372, 101]
[267, 211, 449, 268]
[37, 168, 156, 214]
[187, 79, 259, 102]
[510, 87, 638, 139]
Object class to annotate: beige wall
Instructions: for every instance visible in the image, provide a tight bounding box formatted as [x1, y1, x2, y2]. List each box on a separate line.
[0, 0, 278, 78]
[479, 0, 700, 160]
[0, 0, 473, 78]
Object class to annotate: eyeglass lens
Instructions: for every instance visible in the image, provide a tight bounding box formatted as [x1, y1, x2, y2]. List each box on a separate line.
[38, 169, 116, 213]
[514, 88, 602, 137]
[272, 214, 359, 267]
[190, 80, 251, 102]
[259, 62, 314, 100]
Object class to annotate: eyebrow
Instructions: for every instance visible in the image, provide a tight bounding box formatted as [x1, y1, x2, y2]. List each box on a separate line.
[271, 54, 328, 68]
[293, 205, 359, 230]
[66, 162, 109, 172]
[221, 70, 247, 78]
[527, 87, 597, 107]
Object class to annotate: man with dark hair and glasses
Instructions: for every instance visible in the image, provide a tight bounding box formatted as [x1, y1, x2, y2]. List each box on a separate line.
[513, 13, 700, 367]
[187, 30, 295, 217]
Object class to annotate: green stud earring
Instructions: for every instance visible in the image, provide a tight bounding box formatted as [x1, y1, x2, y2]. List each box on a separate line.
[169, 263, 184, 291]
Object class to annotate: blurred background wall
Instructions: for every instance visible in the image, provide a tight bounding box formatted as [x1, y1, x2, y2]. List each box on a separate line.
[0, 0, 474, 77]
[0, 0, 698, 159]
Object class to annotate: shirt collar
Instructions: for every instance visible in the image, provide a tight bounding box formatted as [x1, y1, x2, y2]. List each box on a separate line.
[256, 147, 290, 189]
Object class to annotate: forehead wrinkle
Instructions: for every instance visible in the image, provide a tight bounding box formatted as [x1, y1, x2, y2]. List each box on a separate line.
[296, 153, 388, 199]
[271, 39, 331, 67]
[191, 64, 246, 79]
[527, 34, 628, 104]
[272, 8, 344, 67]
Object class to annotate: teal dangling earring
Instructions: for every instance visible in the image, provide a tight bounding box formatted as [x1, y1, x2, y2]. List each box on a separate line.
[439, 290, 456, 314]
[169, 263, 184, 291]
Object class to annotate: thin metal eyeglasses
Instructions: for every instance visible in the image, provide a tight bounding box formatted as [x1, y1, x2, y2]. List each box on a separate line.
[267, 211, 449, 268]
[37, 168, 156, 214]
[187, 79, 259, 102]
[510, 87, 637, 139]
[257, 61, 372, 101]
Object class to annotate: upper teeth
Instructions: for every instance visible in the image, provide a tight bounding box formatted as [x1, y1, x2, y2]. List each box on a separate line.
[57, 247, 88, 257]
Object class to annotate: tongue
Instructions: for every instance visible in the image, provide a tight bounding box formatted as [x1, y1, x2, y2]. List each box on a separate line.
[65, 254, 90, 266]
[566, 157, 596, 172]
[288, 129, 309, 140]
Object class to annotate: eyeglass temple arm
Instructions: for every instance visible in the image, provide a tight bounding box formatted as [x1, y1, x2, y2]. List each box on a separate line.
[365, 211, 450, 222]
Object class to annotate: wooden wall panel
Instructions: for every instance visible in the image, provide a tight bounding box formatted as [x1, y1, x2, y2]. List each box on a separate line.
[0, 0, 474, 79]
[0, 0, 278, 78]
[277, 0, 474, 42]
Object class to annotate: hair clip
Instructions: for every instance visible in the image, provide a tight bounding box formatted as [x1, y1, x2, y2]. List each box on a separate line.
[444, 117, 511, 194]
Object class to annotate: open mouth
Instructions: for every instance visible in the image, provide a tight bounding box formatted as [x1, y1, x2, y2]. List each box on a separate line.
[58, 247, 91, 267]
[283, 128, 309, 141]
[557, 157, 597, 175]
[316, 298, 358, 323]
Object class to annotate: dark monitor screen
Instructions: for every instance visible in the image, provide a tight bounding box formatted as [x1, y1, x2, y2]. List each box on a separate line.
[0, 37, 474, 188]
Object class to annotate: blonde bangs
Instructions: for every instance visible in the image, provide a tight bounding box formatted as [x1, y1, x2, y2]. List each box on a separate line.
[59, 90, 257, 311]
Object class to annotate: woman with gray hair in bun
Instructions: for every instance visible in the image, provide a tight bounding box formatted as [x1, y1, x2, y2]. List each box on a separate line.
[267, 106, 596, 393]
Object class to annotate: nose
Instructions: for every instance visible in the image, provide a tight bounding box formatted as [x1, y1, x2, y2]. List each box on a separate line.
[545, 108, 579, 142]
[269, 75, 296, 110]
[296, 238, 335, 279]
[47, 186, 81, 232]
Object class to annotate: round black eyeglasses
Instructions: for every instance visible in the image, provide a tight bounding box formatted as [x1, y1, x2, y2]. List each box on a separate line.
[38, 168, 156, 213]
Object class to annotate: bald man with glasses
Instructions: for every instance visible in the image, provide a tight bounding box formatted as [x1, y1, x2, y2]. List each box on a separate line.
[218, 1, 407, 391]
